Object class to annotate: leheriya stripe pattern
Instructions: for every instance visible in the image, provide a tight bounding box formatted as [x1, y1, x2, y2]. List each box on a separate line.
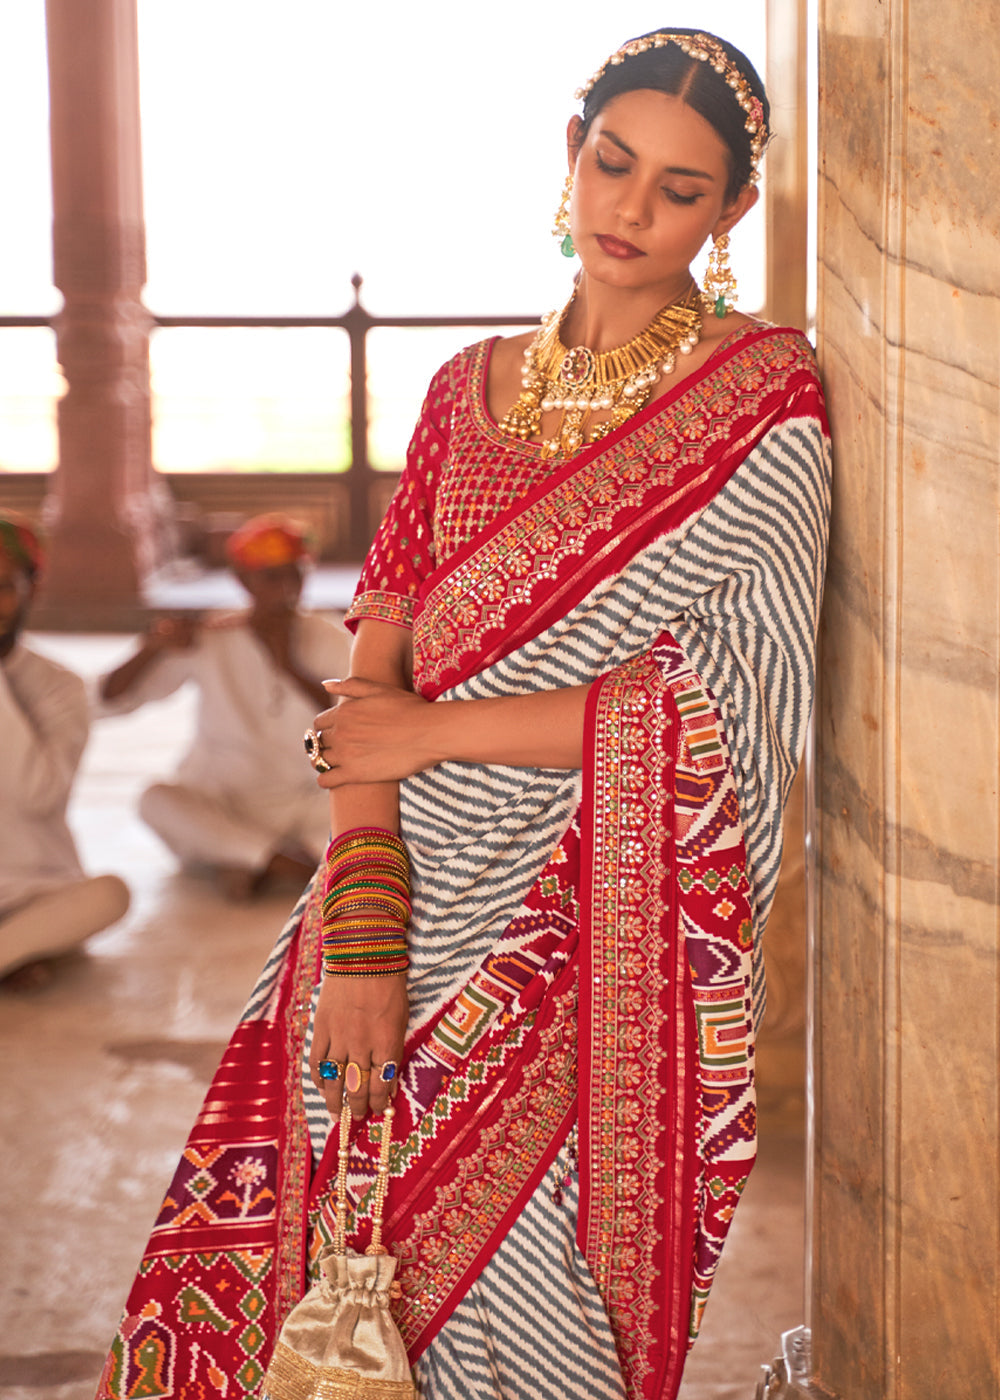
[243, 413, 828, 1181]
[412, 412, 828, 1387]
[402, 413, 830, 1034]
[415, 1163, 626, 1399]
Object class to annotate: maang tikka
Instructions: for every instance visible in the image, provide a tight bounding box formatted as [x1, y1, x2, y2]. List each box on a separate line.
[552, 174, 575, 257]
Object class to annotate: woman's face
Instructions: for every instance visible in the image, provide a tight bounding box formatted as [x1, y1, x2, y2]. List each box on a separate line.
[567, 89, 756, 296]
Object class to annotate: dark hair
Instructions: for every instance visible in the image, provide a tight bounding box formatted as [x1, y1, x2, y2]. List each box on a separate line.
[577, 29, 770, 202]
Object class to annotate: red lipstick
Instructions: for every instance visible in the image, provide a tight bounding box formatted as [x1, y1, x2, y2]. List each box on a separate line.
[596, 234, 645, 259]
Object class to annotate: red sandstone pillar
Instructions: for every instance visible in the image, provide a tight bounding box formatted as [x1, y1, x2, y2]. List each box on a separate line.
[39, 0, 159, 626]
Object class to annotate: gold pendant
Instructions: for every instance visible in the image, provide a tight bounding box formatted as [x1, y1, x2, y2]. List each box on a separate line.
[498, 390, 542, 442]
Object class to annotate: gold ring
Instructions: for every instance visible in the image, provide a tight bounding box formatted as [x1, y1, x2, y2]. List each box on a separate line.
[304, 728, 333, 774]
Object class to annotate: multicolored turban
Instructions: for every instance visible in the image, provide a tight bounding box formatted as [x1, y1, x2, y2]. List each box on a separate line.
[224, 514, 313, 572]
[0, 513, 45, 580]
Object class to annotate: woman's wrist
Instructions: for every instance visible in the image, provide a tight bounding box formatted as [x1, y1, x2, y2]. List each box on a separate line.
[321, 827, 411, 979]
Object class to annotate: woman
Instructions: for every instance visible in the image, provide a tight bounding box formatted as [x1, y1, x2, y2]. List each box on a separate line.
[98, 29, 830, 1400]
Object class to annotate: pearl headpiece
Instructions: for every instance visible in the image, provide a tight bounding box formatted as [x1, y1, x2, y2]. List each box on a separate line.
[575, 32, 768, 184]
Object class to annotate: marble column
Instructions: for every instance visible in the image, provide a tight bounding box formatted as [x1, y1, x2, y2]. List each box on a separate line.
[797, 2, 1000, 1397]
[37, 0, 160, 627]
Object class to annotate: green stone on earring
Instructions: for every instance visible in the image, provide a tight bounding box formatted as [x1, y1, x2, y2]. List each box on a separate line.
[560, 233, 575, 258]
[714, 294, 728, 319]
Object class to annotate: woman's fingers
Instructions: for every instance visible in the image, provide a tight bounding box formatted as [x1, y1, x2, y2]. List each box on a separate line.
[310, 1048, 402, 1119]
[310, 1045, 347, 1117]
[310, 976, 408, 1119]
[366, 1057, 400, 1115]
[344, 1059, 373, 1120]
[321, 676, 384, 700]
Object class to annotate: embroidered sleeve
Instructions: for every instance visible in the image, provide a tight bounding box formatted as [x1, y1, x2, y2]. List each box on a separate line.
[345, 358, 454, 632]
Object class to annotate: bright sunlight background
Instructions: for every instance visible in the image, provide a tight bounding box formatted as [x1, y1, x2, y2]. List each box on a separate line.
[0, 0, 765, 474]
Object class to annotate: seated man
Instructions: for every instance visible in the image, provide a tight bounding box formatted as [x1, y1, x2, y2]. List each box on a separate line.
[99, 514, 349, 899]
[0, 514, 130, 980]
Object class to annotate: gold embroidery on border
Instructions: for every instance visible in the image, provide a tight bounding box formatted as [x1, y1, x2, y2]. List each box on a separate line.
[392, 988, 578, 1349]
[276, 879, 325, 1325]
[262, 1339, 416, 1398]
[345, 589, 416, 631]
[414, 331, 819, 688]
[586, 652, 673, 1391]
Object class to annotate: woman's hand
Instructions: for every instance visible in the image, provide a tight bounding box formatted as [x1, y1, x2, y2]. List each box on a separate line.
[308, 972, 408, 1120]
[312, 678, 440, 787]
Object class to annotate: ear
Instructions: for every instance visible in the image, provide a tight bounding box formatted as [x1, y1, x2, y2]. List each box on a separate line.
[713, 182, 759, 240]
[566, 115, 584, 173]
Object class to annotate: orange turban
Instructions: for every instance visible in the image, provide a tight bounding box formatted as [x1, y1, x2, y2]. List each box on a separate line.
[0, 513, 45, 579]
[224, 515, 313, 572]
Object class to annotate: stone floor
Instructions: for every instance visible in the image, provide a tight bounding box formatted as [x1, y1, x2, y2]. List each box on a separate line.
[0, 633, 806, 1400]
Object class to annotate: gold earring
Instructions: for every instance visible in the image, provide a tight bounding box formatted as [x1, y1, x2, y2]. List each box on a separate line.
[552, 174, 575, 257]
[703, 233, 738, 318]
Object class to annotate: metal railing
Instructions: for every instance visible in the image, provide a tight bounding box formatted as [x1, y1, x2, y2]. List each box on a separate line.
[155, 275, 541, 557]
[1, 275, 541, 558]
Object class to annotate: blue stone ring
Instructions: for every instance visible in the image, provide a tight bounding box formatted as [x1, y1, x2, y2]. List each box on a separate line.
[375, 1061, 398, 1084]
[318, 1060, 343, 1082]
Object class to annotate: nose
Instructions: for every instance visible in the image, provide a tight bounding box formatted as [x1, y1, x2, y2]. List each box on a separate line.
[615, 179, 652, 229]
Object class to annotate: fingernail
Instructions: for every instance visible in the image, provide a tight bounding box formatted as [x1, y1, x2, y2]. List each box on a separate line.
[322, 678, 342, 688]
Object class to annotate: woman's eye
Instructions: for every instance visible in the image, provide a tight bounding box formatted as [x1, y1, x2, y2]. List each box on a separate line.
[595, 152, 628, 175]
[664, 188, 700, 205]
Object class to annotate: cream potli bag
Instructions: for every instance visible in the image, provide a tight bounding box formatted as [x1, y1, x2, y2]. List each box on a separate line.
[261, 1102, 415, 1400]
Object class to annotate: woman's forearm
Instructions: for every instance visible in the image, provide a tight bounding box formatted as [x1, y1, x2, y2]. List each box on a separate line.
[323, 618, 411, 829]
[316, 671, 593, 788]
[421, 684, 592, 771]
[328, 781, 400, 839]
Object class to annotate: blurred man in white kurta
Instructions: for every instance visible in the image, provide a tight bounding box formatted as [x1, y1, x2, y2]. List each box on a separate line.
[0, 514, 130, 978]
[98, 515, 350, 899]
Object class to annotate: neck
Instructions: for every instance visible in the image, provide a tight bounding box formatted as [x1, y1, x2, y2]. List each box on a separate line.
[249, 603, 295, 624]
[563, 271, 696, 351]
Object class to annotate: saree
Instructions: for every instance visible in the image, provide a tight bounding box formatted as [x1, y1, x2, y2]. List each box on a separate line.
[97, 322, 830, 1400]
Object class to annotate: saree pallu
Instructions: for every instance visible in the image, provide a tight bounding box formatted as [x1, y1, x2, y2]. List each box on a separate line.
[97, 324, 831, 1400]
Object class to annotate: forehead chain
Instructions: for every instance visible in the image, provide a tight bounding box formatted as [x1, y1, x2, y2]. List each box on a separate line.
[575, 32, 767, 184]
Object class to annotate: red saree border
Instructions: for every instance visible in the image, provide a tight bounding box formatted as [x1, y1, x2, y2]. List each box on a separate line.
[580, 647, 698, 1400]
[299, 833, 586, 1363]
[273, 881, 325, 1326]
[390, 981, 579, 1358]
[412, 325, 824, 699]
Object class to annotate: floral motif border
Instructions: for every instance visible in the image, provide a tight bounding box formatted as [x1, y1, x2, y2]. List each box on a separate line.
[413, 330, 821, 692]
[581, 650, 682, 1398]
[345, 588, 415, 632]
[274, 880, 324, 1327]
[391, 986, 578, 1355]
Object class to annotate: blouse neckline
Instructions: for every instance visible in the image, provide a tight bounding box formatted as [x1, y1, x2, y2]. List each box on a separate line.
[471, 318, 769, 455]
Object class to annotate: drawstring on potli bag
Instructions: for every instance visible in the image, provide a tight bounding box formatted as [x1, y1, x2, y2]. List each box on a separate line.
[261, 1102, 414, 1399]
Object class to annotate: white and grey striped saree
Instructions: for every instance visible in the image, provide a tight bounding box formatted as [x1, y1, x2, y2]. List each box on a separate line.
[98, 322, 830, 1400]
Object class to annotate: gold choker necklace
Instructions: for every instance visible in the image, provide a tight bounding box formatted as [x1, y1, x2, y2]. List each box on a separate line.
[499, 285, 703, 459]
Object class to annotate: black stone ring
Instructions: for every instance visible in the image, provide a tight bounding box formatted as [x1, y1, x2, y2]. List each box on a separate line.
[304, 728, 333, 774]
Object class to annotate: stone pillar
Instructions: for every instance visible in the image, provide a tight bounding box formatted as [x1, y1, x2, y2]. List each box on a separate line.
[797, 3, 1000, 1397]
[37, 0, 160, 627]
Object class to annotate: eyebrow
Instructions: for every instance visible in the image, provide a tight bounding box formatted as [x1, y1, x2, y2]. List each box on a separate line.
[599, 127, 717, 181]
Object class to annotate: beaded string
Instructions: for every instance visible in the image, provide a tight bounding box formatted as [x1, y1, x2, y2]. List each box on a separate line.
[322, 827, 411, 978]
[332, 1100, 395, 1257]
